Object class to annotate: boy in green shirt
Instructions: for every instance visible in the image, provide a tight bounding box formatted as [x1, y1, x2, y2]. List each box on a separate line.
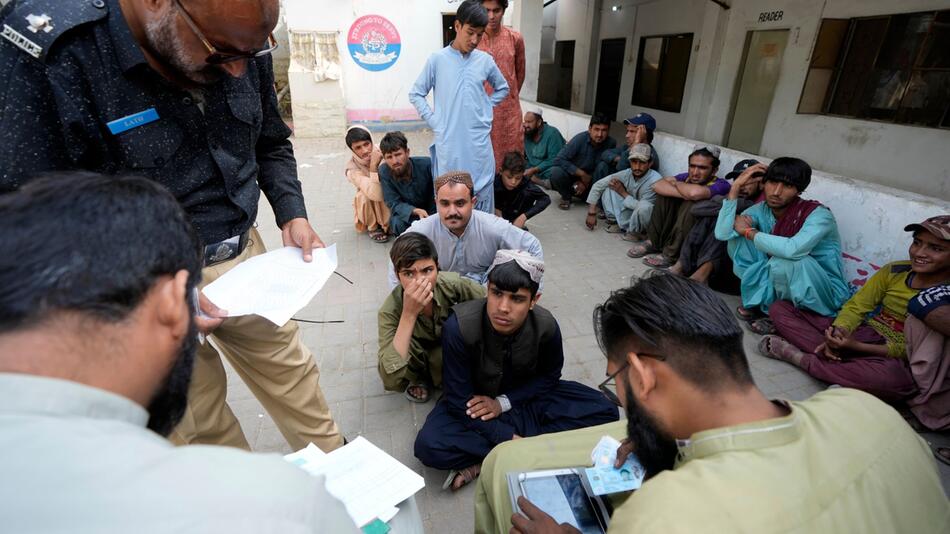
[762, 215, 950, 401]
[377, 233, 486, 402]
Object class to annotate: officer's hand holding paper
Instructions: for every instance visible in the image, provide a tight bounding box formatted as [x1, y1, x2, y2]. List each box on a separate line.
[203, 245, 338, 327]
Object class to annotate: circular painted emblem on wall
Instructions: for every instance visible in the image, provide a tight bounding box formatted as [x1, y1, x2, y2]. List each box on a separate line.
[347, 15, 401, 72]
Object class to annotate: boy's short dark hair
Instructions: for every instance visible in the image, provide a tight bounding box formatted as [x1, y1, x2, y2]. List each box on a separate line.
[379, 131, 409, 156]
[390, 233, 439, 274]
[345, 127, 372, 150]
[488, 261, 539, 298]
[501, 152, 526, 174]
[456, 0, 489, 28]
[0, 172, 202, 334]
[589, 112, 611, 128]
[593, 274, 752, 392]
[764, 157, 812, 192]
[482, 0, 509, 8]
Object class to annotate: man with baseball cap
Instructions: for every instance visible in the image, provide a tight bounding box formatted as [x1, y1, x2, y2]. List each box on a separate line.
[413, 251, 618, 491]
[592, 113, 661, 186]
[762, 215, 950, 419]
[585, 144, 663, 237]
[669, 159, 765, 290]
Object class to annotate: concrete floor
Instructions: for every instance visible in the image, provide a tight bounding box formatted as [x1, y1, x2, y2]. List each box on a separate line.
[222, 131, 949, 533]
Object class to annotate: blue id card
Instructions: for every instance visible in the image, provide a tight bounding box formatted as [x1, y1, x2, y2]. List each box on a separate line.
[107, 108, 160, 135]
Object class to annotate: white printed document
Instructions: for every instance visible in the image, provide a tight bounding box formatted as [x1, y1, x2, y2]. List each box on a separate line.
[284, 437, 426, 527]
[203, 245, 337, 327]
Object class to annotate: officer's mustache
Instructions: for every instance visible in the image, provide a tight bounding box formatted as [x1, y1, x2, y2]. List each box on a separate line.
[446, 214, 463, 221]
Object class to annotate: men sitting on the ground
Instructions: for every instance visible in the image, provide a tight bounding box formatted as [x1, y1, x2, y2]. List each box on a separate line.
[473, 275, 950, 534]
[378, 233, 486, 403]
[549, 112, 617, 210]
[379, 131, 436, 236]
[585, 144, 662, 238]
[494, 152, 551, 230]
[592, 113, 660, 184]
[627, 145, 730, 268]
[669, 159, 764, 291]
[344, 125, 391, 243]
[523, 110, 566, 189]
[414, 251, 619, 491]
[762, 216, 950, 404]
[715, 157, 850, 334]
[0, 173, 358, 533]
[388, 171, 543, 289]
[906, 283, 950, 439]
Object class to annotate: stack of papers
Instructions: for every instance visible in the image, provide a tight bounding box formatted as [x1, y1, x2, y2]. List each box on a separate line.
[284, 437, 425, 527]
[203, 245, 338, 326]
[584, 436, 645, 495]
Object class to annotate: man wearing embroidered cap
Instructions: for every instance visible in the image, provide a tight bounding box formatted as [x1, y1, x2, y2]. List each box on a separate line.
[0, 0, 343, 452]
[414, 250, 618, 491]
[387, 170, 544, 290]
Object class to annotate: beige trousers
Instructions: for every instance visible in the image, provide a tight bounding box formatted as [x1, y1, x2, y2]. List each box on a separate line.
[169, 228, 343, 452]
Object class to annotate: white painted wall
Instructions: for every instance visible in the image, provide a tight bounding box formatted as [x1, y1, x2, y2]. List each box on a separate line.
[284, 0, 544, 130]
[525, 99, 950, 282]
[619, 0, 950, 200]
[540, 1, 557, 62]
[284, 0, 467, 128]
[511, 0, 543, 102]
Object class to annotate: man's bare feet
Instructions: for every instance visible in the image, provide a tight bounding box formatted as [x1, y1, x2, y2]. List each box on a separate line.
[669, 261, 684, 276]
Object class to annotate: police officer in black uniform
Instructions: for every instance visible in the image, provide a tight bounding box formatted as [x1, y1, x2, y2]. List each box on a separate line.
[0, 0, 344, 452]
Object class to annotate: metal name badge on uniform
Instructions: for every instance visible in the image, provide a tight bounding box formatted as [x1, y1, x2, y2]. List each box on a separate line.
[106, 108, 160, 135]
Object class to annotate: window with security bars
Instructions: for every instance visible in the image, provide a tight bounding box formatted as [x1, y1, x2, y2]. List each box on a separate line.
[631, 33, 693, 113]
[798, 10, 950, 129]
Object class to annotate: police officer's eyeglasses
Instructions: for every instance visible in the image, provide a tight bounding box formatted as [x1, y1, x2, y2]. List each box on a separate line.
[597, 353, 666, 407]
[173, 0, 279, 65]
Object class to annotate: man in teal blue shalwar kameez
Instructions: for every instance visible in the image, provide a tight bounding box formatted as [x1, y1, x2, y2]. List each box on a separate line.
[715, 158, 849, 317]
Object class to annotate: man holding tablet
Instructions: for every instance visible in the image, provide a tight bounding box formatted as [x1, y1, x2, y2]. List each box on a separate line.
[475, 275, 949, 533]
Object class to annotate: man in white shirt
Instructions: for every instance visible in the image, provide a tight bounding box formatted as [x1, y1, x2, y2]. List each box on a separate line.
[0, 173, 359, 533]
[389, 171, 544, 290]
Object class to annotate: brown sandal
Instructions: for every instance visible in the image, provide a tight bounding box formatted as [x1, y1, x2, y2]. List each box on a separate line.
[369, 228, 390, 243]
[442, 463, 481, 491]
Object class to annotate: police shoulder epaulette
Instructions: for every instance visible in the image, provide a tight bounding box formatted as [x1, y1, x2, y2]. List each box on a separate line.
[1, 0, 107, 62]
